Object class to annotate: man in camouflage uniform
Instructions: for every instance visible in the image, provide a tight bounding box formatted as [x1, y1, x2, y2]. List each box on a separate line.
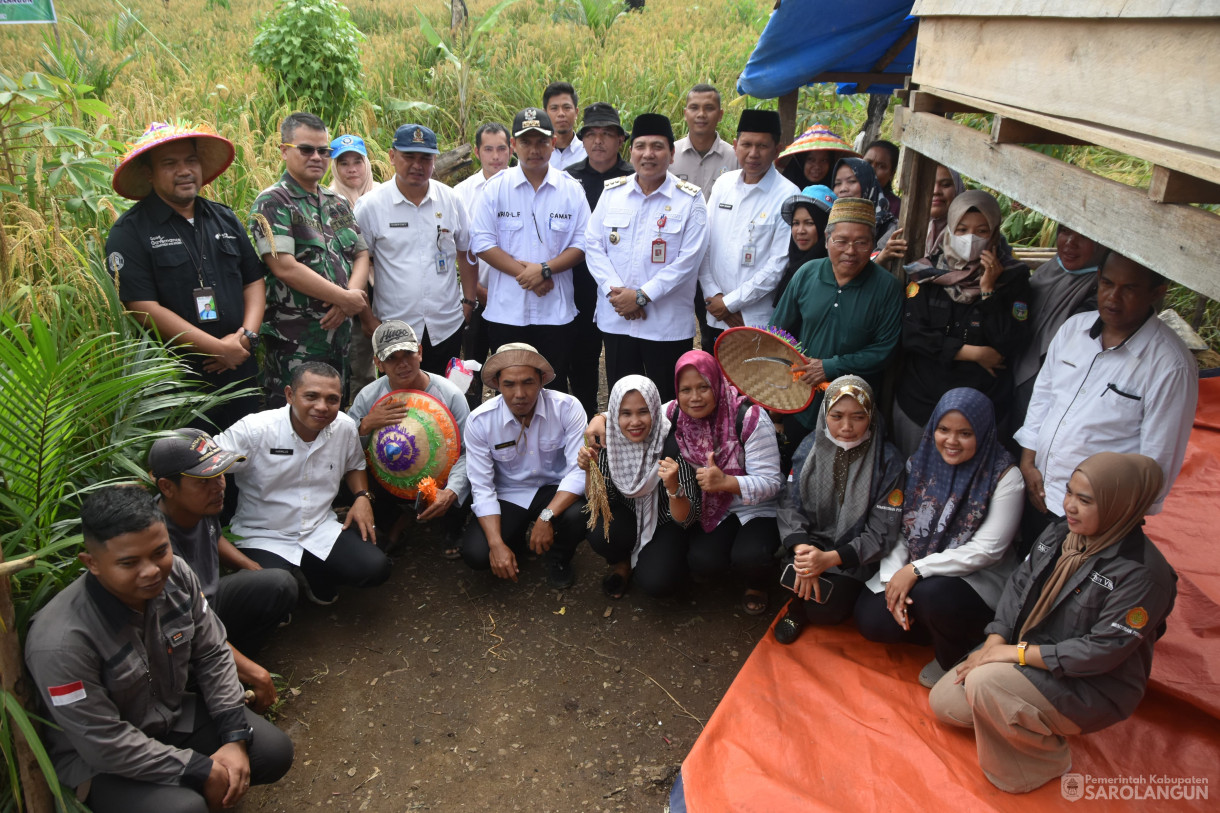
[249, 112, 374, 407]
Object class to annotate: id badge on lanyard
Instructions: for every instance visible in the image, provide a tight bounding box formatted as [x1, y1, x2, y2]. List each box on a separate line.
[651, 214, 667, 264]
[194, 287, 219, 322]
[741, 220, 757, 266]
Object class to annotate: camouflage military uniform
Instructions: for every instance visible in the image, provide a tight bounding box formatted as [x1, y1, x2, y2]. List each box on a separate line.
[249, 172, 368, 406]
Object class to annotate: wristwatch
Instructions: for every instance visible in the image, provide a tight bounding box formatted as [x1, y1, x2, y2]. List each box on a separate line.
[241, 328, 260, 350]
[911, 564, 923, 580]
[540, 262, 553, 280]
[1017, 640, 1029, 667]
[219, 723, 255, 746]
[537, 508, 554, 523]
[635, 289, 651, 308]
[353, 490, 375, 505]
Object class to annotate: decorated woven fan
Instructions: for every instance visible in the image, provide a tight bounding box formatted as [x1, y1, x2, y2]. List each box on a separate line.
[366, 389, 461, 500]
[714, 326, 828, 413]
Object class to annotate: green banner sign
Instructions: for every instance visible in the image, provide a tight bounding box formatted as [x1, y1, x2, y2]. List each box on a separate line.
[0, 0, 57, 25]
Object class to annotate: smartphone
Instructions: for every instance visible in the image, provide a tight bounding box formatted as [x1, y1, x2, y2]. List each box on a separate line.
[780, 564, 834, 603]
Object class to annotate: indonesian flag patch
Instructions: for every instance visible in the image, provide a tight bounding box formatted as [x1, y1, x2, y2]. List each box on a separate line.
[48, 680, 87, 706]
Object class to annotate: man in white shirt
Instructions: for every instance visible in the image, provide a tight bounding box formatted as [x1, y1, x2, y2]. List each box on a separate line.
[471, 108, 590, 391]
[585, 113, 709, 401]
[348, 321, 471, 558]
[545, 81, 586, 170]
[460, 344, 587, 589]
[1015, 252, 1198, 545]
[354, 124, 478, 376]
[698, 109, 800, 352]
[217, 362, 391, 604]
[454, 122, 513, 391]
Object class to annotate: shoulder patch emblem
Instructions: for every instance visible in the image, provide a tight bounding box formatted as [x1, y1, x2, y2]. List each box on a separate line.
[108, 252, 124, 273]
[48, 680, 87, 706]
[887, 488, 903, 507]
[1126, 607, 1148, 629]
[1013, 301, 1029, 321]
[905, 281, 919, 299]
[603, 176, 630, 189]
[676, 179, 701, 197]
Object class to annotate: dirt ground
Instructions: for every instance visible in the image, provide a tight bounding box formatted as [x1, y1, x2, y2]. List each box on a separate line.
[242, 521, 777, 813]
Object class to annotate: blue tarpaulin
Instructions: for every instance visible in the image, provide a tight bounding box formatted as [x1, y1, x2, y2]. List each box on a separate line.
[737, 0, 917, 98]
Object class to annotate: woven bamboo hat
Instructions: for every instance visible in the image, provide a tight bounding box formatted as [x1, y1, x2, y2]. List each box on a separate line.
[366, 389, 462, 499]
[778, 124, 858, 162]
[482, 343, 556, 388]
[713, 326, 816, 414]
[112, 121, 235, 200]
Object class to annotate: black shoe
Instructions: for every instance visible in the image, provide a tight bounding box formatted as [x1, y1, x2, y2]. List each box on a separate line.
[546, 557, 575, 589]
[773, 609, 806, 645]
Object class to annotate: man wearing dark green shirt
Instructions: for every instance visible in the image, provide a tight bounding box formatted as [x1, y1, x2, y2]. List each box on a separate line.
[770, 196, 902, 460]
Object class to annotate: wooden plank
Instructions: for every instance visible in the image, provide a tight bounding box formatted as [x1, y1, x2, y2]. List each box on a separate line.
[913, 0, 1219, 18]
[909, 90, 983, 115]
[991, 116, 1089, 146]
[921, 86, 1220, 187]
[895, 147, 938, 270]
[778, 90, 799, 148]
[913, 16, 1220, 152]
[1150, 166, 1220, 204]
[899, 110, 1220, 300]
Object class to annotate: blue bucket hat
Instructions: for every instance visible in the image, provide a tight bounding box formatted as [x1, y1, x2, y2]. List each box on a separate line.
[392, 124, 439, 155]
[330, 134, 368, 160]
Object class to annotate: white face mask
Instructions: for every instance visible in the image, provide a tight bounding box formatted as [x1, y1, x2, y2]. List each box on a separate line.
[824, 424, 871, 451]
[948, 232, 988, 262]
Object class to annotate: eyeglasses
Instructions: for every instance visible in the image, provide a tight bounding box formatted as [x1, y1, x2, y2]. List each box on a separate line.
[828, 238, 873, 251]
[282, 143, 334, 158]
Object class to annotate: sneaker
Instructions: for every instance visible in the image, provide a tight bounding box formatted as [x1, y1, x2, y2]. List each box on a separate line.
[294, 569, 338, 606]
[918, 658, 948, 689]
[545, 557, 575, 590]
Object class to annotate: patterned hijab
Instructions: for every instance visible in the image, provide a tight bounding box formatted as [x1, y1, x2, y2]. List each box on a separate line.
[799, 376, 881, 545]
[671, 350, 759, 531]
[1019, 453, 1163, 639]
[832, 156, 896, 236]
[903, 388, 1014, 561]
[606, 376, 671, 556]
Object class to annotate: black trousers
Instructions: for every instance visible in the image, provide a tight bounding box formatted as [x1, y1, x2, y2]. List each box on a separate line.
[484, 320, 577, 392]
[462, 307, 492, 409]
[420, 325, 465, 377]
[854, 575, 994, 669]
[566, 266, 604, 416]
[785, 570, 867, 627]
[686, 514, 779, 591]
[243, 528, 391, 603]
[699, 323, 724, 355]
[602, 334, 691, 404]
[84, 706, 293, 813]
[214, 568, 298, 656]
[587, 503, 690, 597]
[460, 485, 585, 569]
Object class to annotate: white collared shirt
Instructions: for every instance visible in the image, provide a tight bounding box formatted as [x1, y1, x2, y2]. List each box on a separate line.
[584, 172, 708, 341]
[1014, 312, 1198, 516]
[217, 407, 365, 564]
[697, 165, 799, 329]
[550, 135, 586, 169]
[453, 169, 499, 287]
[354, 178, 471, 344]
[470, 164, 590, 326]
[671, 134, 739, 201]
[464, 389, 588, 516]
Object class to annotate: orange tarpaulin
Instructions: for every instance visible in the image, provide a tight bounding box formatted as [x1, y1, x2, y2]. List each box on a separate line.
[673, 378, 1220, 812]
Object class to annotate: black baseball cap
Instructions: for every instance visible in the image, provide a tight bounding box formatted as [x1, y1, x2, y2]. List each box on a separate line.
[148, 428, 245, 480]
[513, 108, 554, 138]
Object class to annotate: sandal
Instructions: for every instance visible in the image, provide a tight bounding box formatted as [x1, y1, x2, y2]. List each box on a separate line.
[601, 571, 629, 600]
[742, 589, 768, 617]
[442, 544, 462, 560]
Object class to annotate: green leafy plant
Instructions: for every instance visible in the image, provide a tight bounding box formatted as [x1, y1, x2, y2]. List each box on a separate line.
[251, 0, 367, 127]
[561, 0, 626, 45]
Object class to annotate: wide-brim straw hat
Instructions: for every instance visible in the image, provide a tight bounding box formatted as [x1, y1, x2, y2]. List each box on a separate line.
[481, 342, 556, 388]
[366, 389, 461, 499]
[112, 121, 236, 200]
[778, 123, 858, 162]
[714, 326, 816, 413]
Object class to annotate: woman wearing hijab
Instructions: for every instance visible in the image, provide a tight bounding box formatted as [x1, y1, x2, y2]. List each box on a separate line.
[930, 452, 1176, 794]
[1011, 224, 1108, 426]
[773, 185, 836, 306]
[773, 377, 905, 644]
[830, 156, 898, 250]
[881, 164, 966, 265]
[777, 124, 858, 190]
[329, 134, 379, 402]
[863, 140, 902, 218]
[673, 351, 784, 614]
[857, 388, 1023, 687]
[578, 376, 700, 599]
[891, 190, 1032, 457]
